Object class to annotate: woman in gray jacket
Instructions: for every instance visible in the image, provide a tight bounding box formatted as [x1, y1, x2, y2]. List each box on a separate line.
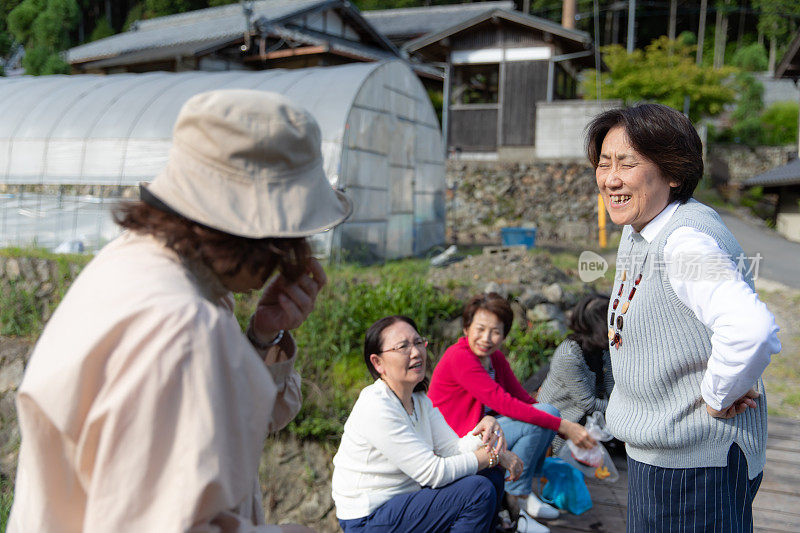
[538, 294, 613, 453]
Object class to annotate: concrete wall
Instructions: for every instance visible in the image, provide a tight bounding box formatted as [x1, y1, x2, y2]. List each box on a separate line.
[534, 99, 622, 160]
[777, 188, 800, 243]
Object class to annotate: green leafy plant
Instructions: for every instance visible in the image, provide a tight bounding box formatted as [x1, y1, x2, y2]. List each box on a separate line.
[504, 322, 566, 383]
[760, 101, 799, 146]
[0, 280, 43, 336]
[581, 37, 736, 121]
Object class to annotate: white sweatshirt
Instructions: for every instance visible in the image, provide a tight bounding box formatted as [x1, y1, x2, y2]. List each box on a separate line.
[331, 379, 483, 520]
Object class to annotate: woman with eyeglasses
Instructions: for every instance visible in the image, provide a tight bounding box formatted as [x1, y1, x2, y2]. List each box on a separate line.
[428, 293, 597, 533]
[332, 315, 523, 533]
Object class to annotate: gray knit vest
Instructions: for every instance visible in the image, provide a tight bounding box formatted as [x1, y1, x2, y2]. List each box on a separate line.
[605, 199, 766, 479]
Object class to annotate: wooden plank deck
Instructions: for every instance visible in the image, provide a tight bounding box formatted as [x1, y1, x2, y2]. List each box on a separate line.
[546, 417, 800, 532]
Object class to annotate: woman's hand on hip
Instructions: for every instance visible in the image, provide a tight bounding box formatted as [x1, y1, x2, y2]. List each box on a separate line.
[472, 415, 506, 452]
[499, 450, 524, 481]
[706, 388, 760, 419]
[559, 419, 597, 449]
[251, 257, 327, 341]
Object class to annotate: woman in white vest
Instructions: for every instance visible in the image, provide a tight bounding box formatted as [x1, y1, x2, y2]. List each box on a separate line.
[587, 103, 781, 532]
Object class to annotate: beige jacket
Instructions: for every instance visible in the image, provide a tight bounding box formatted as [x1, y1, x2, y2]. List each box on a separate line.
[9, 232, 301, 532]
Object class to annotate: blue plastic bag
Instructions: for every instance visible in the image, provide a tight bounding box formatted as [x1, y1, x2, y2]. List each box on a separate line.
[541, 457, 593, 515]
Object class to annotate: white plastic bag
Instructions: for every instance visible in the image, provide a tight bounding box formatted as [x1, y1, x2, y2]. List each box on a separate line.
[557, 411, 619, 483]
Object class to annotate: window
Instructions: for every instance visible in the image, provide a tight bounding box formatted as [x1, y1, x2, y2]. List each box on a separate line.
[451, 63, 499, 105]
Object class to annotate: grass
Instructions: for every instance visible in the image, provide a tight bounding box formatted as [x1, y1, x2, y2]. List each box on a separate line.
[1, 475, 13, 530]
[2, 248, 581, 441]
[0, 280, 43, 337]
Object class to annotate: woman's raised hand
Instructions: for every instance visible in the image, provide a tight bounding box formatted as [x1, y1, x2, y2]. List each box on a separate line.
[559, 419, 597, 449]
[251, 258, 327, 343]
[472, 416, 506, 453]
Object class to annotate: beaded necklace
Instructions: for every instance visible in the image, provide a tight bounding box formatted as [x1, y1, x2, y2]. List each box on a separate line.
[608, 243, 648, 350]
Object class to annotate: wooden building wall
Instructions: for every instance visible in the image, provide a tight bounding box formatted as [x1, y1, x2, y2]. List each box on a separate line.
[445, 20, 561, 152]
[449, 107, 499, 151]
[501, 60, 548, 146]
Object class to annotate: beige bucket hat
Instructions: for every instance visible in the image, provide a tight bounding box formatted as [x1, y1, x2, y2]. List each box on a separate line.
[144, 89, 352, 238]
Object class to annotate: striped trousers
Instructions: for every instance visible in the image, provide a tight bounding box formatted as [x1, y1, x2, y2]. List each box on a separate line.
[626, 443, 762, 533]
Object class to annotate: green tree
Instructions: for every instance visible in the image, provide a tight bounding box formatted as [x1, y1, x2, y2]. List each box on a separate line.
[1, 1, 24, 61]
[752, 0, 800, 71]
[582, 36, 736, 121]
[88, 17, 114, 41]
[727, 72, 764, 144]
[8, 0, 79, 75]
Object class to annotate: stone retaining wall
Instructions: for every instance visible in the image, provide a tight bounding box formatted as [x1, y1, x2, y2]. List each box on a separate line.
[446, 160, 616, 246]
[707, 144, 796, 189]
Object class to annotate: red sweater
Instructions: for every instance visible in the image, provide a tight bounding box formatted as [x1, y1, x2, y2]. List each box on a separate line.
[428, 337, 562, 437]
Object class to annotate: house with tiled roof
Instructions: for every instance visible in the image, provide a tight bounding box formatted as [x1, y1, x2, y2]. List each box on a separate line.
[363, 2, 599, 157]
[66, 0, 407, 74]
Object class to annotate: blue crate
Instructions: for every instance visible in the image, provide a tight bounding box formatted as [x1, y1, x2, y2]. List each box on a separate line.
[500, 227, 537, 249]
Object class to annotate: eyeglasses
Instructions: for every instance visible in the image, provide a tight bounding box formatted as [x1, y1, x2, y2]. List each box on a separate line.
[380, 338, 428, 355]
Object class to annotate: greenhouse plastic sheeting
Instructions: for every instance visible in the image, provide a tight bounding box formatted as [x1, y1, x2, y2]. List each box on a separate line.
[0, 61, 445, 259]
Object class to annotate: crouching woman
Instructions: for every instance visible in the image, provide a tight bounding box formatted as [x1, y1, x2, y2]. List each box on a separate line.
[332, 316, 522, 533]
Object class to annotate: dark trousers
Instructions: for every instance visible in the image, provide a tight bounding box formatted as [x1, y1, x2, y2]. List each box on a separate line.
[626, 443, 763, 533]
[339, 467, 504, 533]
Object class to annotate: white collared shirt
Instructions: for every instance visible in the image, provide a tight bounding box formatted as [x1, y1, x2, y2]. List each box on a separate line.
[633, 202, 781, 411]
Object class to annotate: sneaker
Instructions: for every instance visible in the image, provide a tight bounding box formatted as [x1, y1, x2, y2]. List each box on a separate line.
[516, 510, 550, 533]
[524, 493, 560, 520]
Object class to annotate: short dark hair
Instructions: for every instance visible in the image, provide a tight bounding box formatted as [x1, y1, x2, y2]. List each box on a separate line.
[113, 200, 310, 282]
[567, 293, 610, 357]
[462, 292, 513, 337]
[363, 315, 429, 393]
[586, 103, 702, 204]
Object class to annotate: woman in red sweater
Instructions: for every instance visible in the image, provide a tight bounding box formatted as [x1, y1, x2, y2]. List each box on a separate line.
[429, 293, 595, 531]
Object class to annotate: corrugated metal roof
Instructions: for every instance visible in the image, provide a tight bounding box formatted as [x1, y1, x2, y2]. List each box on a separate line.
[66, 0, 326, 64]
[744, 158, 800, 187]
[362, 1, 515, 40]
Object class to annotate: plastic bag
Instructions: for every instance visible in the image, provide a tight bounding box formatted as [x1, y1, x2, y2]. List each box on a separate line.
[558, 411, 619, 483]
[541, 457, 592, 515]
[584, 411, 614, 442]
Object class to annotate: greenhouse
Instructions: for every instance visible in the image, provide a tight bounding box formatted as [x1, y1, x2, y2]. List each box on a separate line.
[0, 60, 445, 261]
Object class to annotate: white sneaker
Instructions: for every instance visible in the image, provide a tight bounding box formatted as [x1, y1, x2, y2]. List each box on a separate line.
[524, 493, 560, 520]
[516, 510, 550, 533]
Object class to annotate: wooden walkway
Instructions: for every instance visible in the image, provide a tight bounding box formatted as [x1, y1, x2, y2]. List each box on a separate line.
[546, 417, 800, 532]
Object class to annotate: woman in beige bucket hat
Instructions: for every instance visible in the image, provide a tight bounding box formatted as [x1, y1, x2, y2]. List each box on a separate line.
[9, 90, 351, 532]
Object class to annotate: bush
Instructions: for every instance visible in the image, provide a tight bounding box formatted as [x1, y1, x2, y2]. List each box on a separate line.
[731, 43, 769, 72]
[286, 274, 461, 440]
[505, 322, 566, 383]
[760, 101, 799, 146]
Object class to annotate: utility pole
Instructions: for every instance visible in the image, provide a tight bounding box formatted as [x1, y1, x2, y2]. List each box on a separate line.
[562, 0, 576, 29]
[626, 0, 636, 53]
